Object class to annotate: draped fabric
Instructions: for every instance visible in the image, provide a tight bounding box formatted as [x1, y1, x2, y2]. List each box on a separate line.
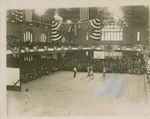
[80, 21, 94, 34]
[51, 21, 71, 41]
[80, 18, 101, 41]
[25, 9, 32, 22]
[11, 9, 23, 22]
[89, 18, 101, 40]
[51, 21, 62, 41]
[100, 45, 119, 52]
[80, 7, 89, 21]
[58, 23, 71, 36]
[33, 46, 38, 52]
[22, 46, 30, 53]
[9, 47, 20, 58]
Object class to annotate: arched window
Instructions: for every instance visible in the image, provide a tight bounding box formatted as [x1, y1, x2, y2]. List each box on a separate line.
[40, 32, 47, 42]
[102, 25, 123, 41]
[24, 30, 33, 42]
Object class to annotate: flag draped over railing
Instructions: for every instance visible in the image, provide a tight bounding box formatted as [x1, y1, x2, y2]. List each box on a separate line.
[51, 21, 62, 41]
[80, 18, 101, 41]
[51, 21, 71, 41]
[11, 9, 23, 22]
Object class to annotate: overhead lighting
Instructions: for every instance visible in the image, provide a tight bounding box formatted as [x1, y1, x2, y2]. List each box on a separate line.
[107, 6, 120, 13]
[35, 9, 47, 15]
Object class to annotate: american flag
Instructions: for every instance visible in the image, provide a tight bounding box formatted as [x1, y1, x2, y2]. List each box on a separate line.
[11, 9, 23, 22]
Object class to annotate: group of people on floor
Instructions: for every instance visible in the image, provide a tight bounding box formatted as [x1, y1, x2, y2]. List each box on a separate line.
[58, 53, 146, 75]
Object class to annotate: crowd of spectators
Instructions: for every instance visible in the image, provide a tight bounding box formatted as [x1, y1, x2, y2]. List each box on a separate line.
[58, 53, 146, 75]
[20, 52, 147, 83]
[21, 56, 58, 83]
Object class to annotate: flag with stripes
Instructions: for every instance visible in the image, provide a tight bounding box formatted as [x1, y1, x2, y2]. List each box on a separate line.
[80, 7, 89, 21]
[80, 18, 101, 41]
[89, 18, 101, 40]
[25, 9, 32, 22]
[11, 9, 23, 22]
[51, 21, 62, 41]
[51, 21, 71, 41]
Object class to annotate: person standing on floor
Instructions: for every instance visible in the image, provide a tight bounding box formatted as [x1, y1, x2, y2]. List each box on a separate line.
[87, 66, 90, 76]
[103, 67, 106, 77]
[22, 89, 31, 111]
[90, 65, 94, 80]
[74, 66, 77, 78]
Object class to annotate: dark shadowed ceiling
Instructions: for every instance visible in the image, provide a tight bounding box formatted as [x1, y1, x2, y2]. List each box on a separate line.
[8, 5, 149, 28]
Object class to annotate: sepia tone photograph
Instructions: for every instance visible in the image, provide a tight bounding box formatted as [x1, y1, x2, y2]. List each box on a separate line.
[3, 0, 150, 117]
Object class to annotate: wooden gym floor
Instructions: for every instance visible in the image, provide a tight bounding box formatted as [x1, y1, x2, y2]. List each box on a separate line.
[7, 71, 150, 117]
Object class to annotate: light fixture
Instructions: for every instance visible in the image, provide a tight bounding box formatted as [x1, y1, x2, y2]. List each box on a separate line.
[35, 9, 47, 15]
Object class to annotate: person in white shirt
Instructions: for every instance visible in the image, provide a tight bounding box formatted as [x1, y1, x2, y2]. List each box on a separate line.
[22, 89, 30, 111]
[74, 67, 77, 78]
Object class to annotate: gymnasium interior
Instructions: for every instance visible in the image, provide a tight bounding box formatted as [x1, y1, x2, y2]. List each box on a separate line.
[6, 5, 150, 117]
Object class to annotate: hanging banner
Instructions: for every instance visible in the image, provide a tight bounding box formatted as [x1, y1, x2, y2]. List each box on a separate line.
[80, 18, 101, 41]
[33, 46, 38, 52]
[80, 7, 89, 21]
[12, 47, 20, 58]
[22, 46, 30, 53]
[44, 46, 48, 51]
[51, 21, 71, 41]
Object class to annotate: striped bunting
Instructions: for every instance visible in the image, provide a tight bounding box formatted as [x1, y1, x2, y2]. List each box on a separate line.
[80, 18, 101, 41]
[89, 18, 101, 40]
[51, 21, 71, 41]
[11, 9, 23, 22]
[51, 21, 62, 41]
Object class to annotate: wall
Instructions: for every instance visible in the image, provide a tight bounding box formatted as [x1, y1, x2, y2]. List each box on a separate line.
[76, 24, 149, 46]
[7, 23, 149, 45]
[7, 23, 51, 42]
